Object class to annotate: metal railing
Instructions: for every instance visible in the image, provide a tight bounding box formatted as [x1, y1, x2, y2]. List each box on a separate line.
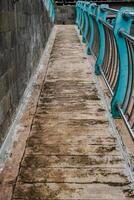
[43, 0, 56, 22]
[55, 0, 134, 5]
[76, 1, 134, 139]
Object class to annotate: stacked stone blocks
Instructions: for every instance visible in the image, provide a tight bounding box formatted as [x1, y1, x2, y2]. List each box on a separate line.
[0, 0, 53, 146]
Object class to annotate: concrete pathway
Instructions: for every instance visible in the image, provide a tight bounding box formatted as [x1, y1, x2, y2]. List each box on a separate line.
[10, 25, 134, 199]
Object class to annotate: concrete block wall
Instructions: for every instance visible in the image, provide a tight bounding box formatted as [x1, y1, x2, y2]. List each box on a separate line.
[0, 0, 53, 146]
[56, 5, 75, 24]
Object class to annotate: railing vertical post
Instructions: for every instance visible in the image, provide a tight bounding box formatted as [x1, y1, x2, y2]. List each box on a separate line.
[78, 5, 82, 31]
[94, 4, 109, 75]
[76, 2, 81, 27]
[76, 2, 79, 25]
[111, 7, 134, 118]
[87, 3, 97, 55]
[77, 4, 81, 29]
[77, 3, 83, 34]
[82, 3, 90, 43]
[80, 5, 85, 35]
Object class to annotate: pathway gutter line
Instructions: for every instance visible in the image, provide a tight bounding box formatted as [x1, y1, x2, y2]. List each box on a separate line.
[75, 25, 134, 190]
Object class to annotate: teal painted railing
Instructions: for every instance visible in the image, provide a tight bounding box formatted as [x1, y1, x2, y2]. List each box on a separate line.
[76, 1, 134, 138]
[43, 0, 56, 22]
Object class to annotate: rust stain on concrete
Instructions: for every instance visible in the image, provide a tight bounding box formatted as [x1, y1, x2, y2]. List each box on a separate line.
[0, 25, 134, 199]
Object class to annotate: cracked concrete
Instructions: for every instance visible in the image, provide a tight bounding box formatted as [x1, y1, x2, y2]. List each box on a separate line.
[0, 25, 134, 199]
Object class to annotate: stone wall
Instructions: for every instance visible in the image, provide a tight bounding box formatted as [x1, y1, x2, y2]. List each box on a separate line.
[0, 0, 53, 146]
[56, 5, 75, 24]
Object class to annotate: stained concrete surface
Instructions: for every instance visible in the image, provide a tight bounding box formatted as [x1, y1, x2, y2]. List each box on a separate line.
[1, 25, 134, 199]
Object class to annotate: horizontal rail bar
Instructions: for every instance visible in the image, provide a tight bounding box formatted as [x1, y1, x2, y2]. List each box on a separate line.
[120, 30, 134, 43]
[123, 11, 134, 18]
[100, 67, 114, 96]
[118, 105, 134, 140]
[101, 7, 118, 14]
[99, 19, 113, 30]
